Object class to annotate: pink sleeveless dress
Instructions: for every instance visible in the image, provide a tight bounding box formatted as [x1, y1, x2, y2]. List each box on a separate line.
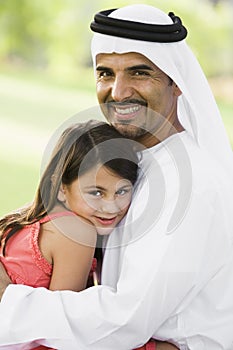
[0, 211, 97, 350]
[0, 211, 78, 287]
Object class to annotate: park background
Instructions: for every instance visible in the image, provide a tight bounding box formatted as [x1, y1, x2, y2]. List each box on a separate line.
[0, 0, 232, 216]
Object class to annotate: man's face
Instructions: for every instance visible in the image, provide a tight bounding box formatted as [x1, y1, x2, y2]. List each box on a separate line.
[95, 52, 181, 145]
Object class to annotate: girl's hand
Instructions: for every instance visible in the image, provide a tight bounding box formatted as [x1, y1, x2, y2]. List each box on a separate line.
[0, 261, 12, 301]
[156, 341, 179, 349]
[134, 340, 179, 350]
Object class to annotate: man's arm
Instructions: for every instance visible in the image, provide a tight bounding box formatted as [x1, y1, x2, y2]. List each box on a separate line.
[0, 261, 11, 300]
[0, 262, 179, 350]
[0, 192, 224, 349]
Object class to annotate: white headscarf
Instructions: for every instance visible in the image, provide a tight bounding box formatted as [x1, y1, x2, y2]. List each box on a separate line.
[91, 4, 233, 175]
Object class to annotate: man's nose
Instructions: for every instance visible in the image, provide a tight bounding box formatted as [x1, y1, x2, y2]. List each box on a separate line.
[111, 75, 133, 102]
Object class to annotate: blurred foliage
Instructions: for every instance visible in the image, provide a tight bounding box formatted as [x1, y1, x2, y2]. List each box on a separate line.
[0, 0, 92, 73]
[0, 0, 232, 78]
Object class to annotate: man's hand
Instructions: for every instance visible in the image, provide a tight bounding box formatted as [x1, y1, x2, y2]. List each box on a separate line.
[0, 261, 12, 301]
[156, 341, 179, 349]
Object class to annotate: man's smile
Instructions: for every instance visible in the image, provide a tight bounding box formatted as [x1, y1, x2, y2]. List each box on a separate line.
[115, 105, 141, 115]
[107, 101, 147, 122]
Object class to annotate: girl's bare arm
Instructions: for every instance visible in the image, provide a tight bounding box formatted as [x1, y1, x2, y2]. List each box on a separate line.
[157, 341, 179, 349]
[0, 261, 11, 300]
[40, 215, 97, 292]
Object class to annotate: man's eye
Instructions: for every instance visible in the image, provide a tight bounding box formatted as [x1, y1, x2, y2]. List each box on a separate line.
[98, 71, 113, 78]
[134, 71, 150, 76]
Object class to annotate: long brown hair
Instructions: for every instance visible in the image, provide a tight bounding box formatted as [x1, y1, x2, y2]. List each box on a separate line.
[0, 120, 139, 252]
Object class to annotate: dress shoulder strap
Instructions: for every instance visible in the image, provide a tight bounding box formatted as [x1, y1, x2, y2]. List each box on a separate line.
[39, 211, 76, 224]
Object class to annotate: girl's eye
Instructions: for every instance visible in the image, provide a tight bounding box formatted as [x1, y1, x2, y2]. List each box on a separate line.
[88, 190, 102, 197]
[116, 188, 130, 196]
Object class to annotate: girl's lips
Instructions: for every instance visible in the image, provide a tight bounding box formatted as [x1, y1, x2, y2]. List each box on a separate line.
[94, 216, 117, 226]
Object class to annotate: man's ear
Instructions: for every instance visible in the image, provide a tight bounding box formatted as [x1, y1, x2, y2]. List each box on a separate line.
[57, 184, 66, 202]
[173, 83, 182, 97]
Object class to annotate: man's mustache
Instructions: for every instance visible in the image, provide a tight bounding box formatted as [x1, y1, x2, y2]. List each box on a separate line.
[105, 99, 147, 108]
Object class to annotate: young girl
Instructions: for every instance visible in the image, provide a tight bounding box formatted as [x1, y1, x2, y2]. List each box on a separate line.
[0, 120, 139, 349]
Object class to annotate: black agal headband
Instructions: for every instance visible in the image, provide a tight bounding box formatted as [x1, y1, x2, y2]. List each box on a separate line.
[90, 9, 187, 43]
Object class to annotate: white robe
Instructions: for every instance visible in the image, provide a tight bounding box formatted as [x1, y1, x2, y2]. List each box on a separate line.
[0, 132, 233, 350]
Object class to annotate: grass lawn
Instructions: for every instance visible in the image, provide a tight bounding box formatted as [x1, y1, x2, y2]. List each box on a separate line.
[0, 72, 232, 216]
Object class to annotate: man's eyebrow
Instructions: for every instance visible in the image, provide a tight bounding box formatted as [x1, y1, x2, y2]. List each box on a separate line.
[96, 64, 154, 72]
[127, 64, 154, 71]
[96, 66, 112, 71]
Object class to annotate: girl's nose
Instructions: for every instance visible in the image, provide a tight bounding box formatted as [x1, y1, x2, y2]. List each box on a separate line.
[99, 199, 120, 214]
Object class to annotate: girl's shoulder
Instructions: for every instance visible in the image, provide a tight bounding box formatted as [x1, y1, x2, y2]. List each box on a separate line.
[38, 208, 97, 292]
[40, 208, 97, 247]
[38, 208, 97, 267]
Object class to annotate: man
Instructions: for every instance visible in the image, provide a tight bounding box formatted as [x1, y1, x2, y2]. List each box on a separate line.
[0, 4, 233, 350]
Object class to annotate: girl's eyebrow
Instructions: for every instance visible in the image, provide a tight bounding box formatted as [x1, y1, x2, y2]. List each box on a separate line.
[84, 184, 132, 191]
[84, 185, 105, 190]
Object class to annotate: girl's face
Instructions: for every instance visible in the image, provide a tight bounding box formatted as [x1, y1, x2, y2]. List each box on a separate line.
[58, 165, 133, 235]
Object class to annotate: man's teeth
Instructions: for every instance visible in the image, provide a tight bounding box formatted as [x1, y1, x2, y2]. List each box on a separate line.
[115, 106, 140, 115]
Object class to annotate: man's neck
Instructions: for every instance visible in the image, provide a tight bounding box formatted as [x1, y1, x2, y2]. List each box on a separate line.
[137, 119, 185, 148]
